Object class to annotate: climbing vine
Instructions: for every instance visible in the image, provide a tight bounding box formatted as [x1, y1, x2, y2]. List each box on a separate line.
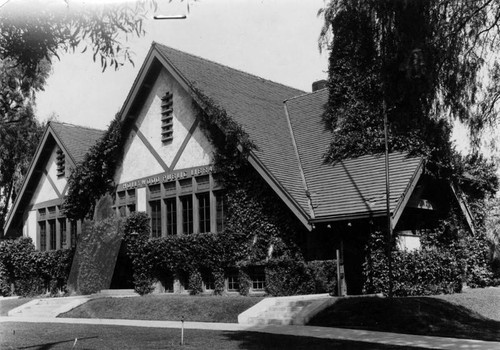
[63, 114, 131, 220]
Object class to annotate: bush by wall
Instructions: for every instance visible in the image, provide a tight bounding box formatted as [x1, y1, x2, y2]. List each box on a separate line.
[0, 237, 74, 297]
[363, 226, 495, 296]
[68, 217, 124, 295]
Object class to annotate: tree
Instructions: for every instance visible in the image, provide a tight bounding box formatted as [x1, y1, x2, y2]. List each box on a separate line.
[0, 0, 157, 125]
[318, 0, 499, 196]
[0, 105, 44, 233]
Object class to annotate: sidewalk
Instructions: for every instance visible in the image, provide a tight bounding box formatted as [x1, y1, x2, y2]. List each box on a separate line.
[1, 316, 499, 350]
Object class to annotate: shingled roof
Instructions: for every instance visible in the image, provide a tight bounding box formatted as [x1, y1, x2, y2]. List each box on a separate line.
[50, 122, 104, 165]
[3, 122, 104, 236]
[120, 42, 426, 228]
[284, 88, 424, 222]
[153, 43, 311, 216]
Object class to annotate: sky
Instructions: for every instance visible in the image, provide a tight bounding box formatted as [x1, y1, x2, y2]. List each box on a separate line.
[32, 0, 330, 130]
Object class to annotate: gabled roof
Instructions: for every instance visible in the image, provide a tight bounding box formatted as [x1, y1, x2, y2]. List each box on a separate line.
[120, 43, 313, 228]
[118, 42, 426, 229]
[3, 122, 104, 236]
[284, 88, 424, 223]
[50, 122, 105, 165]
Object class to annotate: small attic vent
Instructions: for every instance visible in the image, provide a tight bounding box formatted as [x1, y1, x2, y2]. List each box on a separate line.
[161, 92, 173, 143]
[56, 148, 65, 177]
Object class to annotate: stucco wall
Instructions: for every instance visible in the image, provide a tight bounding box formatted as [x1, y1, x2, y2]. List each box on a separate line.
[114, 67, 214, 185]
[29, 145, 67, 205]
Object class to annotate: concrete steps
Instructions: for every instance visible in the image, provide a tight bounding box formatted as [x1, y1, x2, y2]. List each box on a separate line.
[238, 294, 336, 326]
[7, 296, 91, 318]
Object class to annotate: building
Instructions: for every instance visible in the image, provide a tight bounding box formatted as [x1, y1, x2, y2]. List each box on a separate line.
[3, 42, 474, 294]
[3, 122, 104, 249]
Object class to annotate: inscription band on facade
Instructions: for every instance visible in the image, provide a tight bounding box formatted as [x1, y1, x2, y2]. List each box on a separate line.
[120, 165, 214, 190]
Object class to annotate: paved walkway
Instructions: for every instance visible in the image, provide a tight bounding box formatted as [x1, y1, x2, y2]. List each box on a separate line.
[1, 316, 499, 349]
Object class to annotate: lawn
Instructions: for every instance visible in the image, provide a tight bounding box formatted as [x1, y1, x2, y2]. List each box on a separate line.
[308, 287, 500, 341]
[0, 322, 423, 349]
[59, 294, 264, 323]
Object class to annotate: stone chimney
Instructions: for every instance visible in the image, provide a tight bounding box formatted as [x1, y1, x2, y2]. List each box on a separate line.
[312, 79, 327, 92]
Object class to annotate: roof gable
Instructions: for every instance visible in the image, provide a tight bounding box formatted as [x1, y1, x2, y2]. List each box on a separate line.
[3, 122, 104, 236]
[119, 43, 313, 228]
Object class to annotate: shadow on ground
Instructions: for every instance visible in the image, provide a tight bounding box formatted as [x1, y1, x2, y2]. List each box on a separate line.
[308, 296, 500, 341]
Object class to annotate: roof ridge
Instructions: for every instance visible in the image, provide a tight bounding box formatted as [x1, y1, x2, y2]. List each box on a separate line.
[48, 120, 105, 132]
[284, 87, 328, 103]
[153, 42, 306, 95]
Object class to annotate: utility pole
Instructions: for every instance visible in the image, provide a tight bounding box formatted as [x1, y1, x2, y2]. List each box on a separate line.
[381, 13, 393, 298]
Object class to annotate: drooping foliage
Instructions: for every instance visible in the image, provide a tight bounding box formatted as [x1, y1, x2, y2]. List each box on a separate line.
[0, 0, 157, 125]
[0, 60, 46, 233]
[63, 114, 130, 221]
[319, 0, 498, 213]
[320, 0, 500, 148]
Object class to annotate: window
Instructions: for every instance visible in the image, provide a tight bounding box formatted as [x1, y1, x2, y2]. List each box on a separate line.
[251, 269, 266, 290]
[49, 220, 56, 250]
[117, 191, 126, 204]
[227, 272, 239, 292]
[179, 178, 192, 193]
[181, 196, 193, 234]
[165, 198, 177, 235]
[149, 184, 161, 198]
[128, 204, 136, 214]
[198, 193, 210, 233]
[38, 208, 46, 219]
[150, 200, 162, 238]
[203, 274, 215, 291]
[56, 148, 65, 177]
[127, 189, 136, 201]
[164, 181, 176, 195]
[59, 218, 67, 249]
[70, 221, 77, 248]
[48, 206, 56, 217]
[196, 175, 209, 191]
[215, 192, 226, 232]
[40, 222, 47, 251]
[161, 91, 173, 142]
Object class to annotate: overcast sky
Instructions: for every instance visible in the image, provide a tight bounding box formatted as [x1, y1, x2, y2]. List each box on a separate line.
[34, 0, 329, 130]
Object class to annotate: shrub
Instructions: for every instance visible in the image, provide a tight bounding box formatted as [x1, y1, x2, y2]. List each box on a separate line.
[213, 270, 225, 295]
[0, 237, 74, 297]
[307, 260, 338, 294]
[188, 270, 203, 295]
[238, 269, 251, 296]
[265, 259, 315, 296]
[362, 228, 483, 296]
[68, 217, 123, 295]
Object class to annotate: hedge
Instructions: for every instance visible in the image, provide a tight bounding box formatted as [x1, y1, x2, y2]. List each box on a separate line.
[363, 228, 496, 296]
[0, 237, 74, 297]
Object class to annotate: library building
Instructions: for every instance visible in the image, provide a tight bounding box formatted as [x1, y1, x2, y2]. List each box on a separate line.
[3, 42, 474, 294]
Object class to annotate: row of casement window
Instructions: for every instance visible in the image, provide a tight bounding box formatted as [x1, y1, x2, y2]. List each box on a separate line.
[162, 270, 266, 293]
[38, 218, 78, 251]
[117, 190, 226, 237]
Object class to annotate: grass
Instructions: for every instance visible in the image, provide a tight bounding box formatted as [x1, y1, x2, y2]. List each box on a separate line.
[0, 322, 422, 349]
[59, 294, 265, 323]
[308, 287, 500, 341]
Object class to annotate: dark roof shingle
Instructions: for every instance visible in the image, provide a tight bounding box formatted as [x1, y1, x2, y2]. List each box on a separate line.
[49, 122, 105, 165]
[155, 43, 311, 214]
[285, 88, 424, 221]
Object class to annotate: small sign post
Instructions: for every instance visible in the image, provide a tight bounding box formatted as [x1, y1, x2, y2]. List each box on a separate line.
[180, 315, 184, 345]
